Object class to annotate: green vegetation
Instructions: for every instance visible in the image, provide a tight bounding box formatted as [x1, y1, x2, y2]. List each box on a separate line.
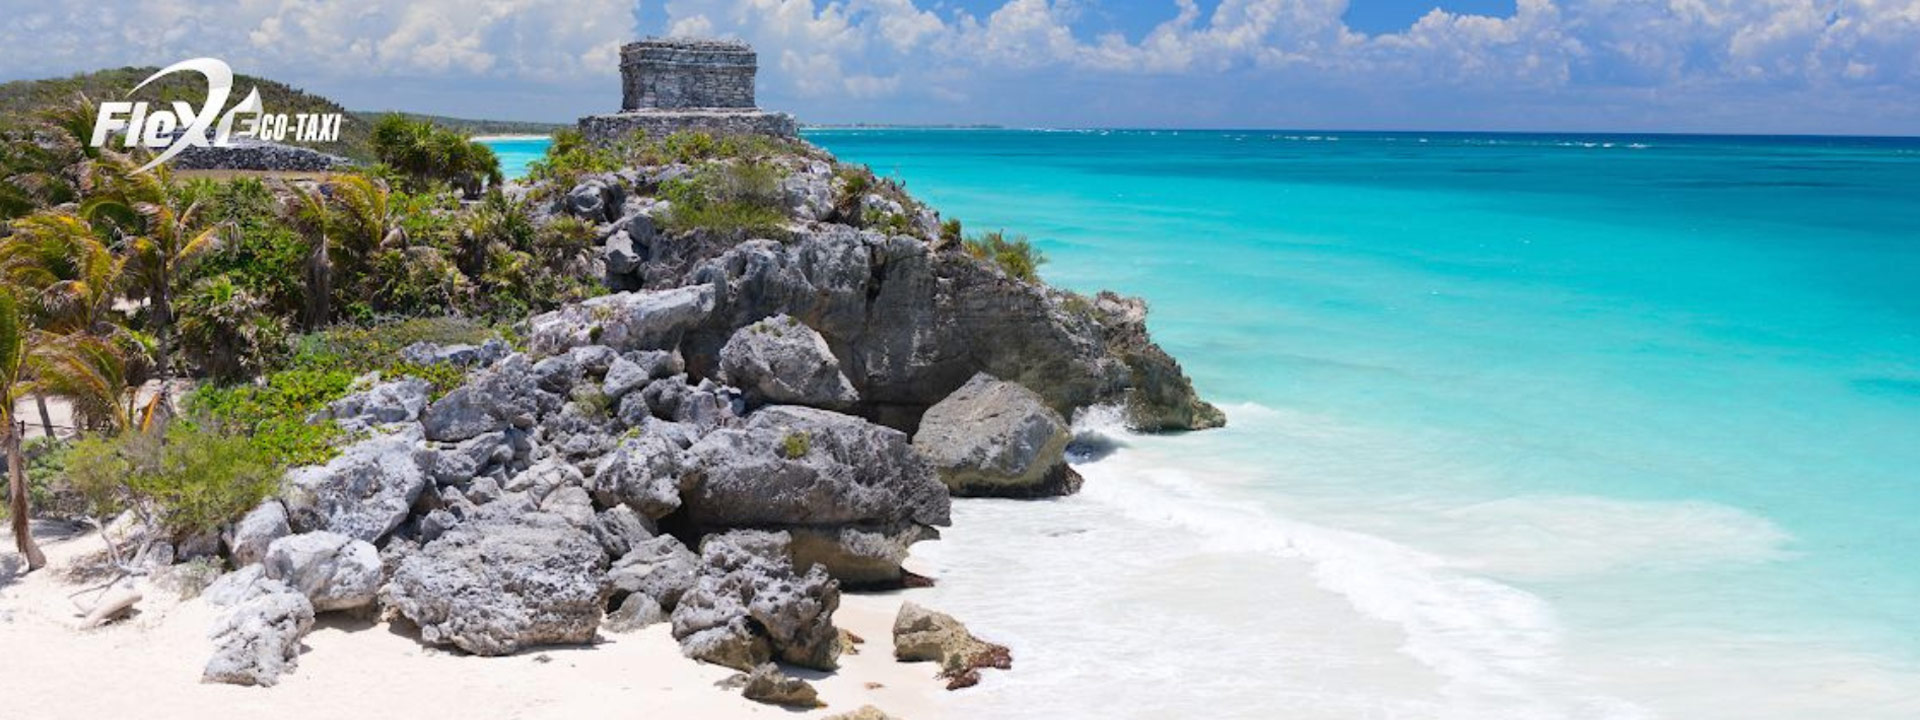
[0, 67, 375, 161]
[964, 230, 1048, 283]
[62, 421, 279, 540]
[370, 113, 503, 198]
[780, 430, 812, 459]
[660, 161, 790, 236]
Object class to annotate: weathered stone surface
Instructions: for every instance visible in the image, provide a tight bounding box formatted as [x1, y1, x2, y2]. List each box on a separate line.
[172, 137, 350, 172]
[893, 601, 1013, 690]
[608, 535, 698, 610]
[679, 406, 948, 584]
[604, 592, 668, 633]
[566, 178, 625, 223]
[735, 663, 822, 708]
[1093, 291, 1227, 431]
[380, 513, 610, 656]
[591, 434, 688, 519]
[913, 373, 1081, 497]
[202, 568, 315, 687]
[718, 314, 858, 410]
[421, 355, 561, 442]
[580, 109, 797, 144]
[670, 531, 839, 671]
[592, 505, 654, 559]
[262, 531, 381, 613]
[323, 377, 430, 432]
[281, 425, 428, 543]
[399, 339, 510, 368]
[524, 285, 716, 356]
[224, 500, 290, 567]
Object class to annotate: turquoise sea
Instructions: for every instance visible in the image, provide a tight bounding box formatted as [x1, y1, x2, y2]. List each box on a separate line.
[485, 131, 1920, 718]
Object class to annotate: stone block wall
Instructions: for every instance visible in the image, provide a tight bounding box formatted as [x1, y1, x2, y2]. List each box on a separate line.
[621, 38, 758, 111]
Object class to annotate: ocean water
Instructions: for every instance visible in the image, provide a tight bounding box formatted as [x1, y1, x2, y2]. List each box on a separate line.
[484, 131, 1920, 718]
[481, 136, 553, 182]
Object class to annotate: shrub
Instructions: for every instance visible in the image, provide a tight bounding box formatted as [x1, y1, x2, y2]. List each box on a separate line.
[940, 218, 963, 246]
[371, 113, 502, 197]
[385, 360, 466, 400]
[186, 367, 356, 467]
[525, 129, 621, 190]
[964, 230, 1048, 283]
[780, 430, 811, 459]
[661, 161, 789, 236]
[62, 421, 279, 539]
[175, 275, 287, 382]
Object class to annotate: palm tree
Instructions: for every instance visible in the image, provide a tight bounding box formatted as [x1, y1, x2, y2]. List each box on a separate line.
[280, 183, 334, 330]
[1, 289, 48, 570]
[327, 174, 407, 306]
[82, 164, 225, 385]
[0, 209, 128, 437]
[0, 94, 104, 221]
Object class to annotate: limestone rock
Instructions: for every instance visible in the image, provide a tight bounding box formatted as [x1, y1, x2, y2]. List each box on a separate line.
[604, 592, 668, 633]
[717, 314, 858, 409]
[322, 377, 430, 432]
[735, 663, 822, 708]
[607, 535, 698, 610]
[524, 285, 716, 357]
[202, 569, 315, 686]
[380, 512, 610, 656]
[263, 531, 381, 613]
[591, 433, 688, 520]
[224, 500, 290, 567]
[420, 354, 561, 442]
[670, 530, 840, 671]
[913, 373, 1081, 497]
[679, 406, 949, 584]
[282, 424, 428, 543]
[824, 706, 901, 720]
[399, 339, 510, 368]
[893, 601, 1012, 690]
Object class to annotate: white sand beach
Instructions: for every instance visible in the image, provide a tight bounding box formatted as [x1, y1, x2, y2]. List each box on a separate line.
[0, 526, 943, 720]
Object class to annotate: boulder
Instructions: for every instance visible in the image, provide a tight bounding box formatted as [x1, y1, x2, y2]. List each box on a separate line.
[591, 434, 688, 520]
[262, 531, 381, 613]
[679, 406, 949, 584]
[717, 314, 858, 410]
[565, 178, 624, 223]
[322, 377, 430, 431]
[523, 285, 716, 357]
[607, 534, 698, 610]
[893, 601, 1012, 690]
[421, 355, 561, 442]
[399, 339, 510, 368]
[380, 512, 610, 656]
[202, 568, 315, 686]
[670, 531, 840, 671]
[224, 500, 290, 567]
[591, 505, 653, 559]
[735, 663, 822, 708]
[282, 424, 428, 543]
[912, 373, 1081, 497]
[604, 593, 668, 633]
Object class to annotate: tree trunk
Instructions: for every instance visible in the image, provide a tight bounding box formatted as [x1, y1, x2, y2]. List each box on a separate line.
[35, 394, 54, 438]
[7, 420, 48, 571]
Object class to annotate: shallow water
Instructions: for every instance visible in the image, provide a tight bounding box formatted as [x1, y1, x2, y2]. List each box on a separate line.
[484, 130, 1920, 717]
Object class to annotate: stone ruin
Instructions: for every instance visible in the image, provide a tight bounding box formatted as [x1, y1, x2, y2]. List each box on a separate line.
[579, 38, 797, 143]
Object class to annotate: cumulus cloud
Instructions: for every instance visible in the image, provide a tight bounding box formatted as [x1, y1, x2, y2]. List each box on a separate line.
[0, 0, 1915, 132]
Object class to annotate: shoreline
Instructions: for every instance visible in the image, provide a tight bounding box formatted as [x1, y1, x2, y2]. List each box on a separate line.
[0, 526, 944, 720]
[470, 133, 553, 141]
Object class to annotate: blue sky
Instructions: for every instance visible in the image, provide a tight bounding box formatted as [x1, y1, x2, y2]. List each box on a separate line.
[1, 1, 1916, 135]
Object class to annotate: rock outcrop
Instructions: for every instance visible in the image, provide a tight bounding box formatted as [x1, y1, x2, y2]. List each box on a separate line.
[670, 530, 840, 671]
[717, 314, 858, 410]
[679, 406, 949, 585]
[914, 372, 1082, 497]
[262, 531, 381, 613]
[281, 424, 428, 543]
[224, 500, 290, 567]
[202, 566, 316, 686]
[380, 512, 610, 656]
[893, 601, 1012, 690]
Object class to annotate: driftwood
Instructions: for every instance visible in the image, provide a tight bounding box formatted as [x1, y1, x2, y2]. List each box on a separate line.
[80, 585, 142, 628]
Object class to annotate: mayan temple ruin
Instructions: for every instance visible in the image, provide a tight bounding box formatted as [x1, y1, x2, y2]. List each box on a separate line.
[579, 38, 798, 142]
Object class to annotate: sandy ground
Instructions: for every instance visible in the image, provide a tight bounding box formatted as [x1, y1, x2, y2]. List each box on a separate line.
[0, 524, 944, 720]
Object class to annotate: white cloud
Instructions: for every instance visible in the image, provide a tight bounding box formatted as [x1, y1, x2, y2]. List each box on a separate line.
[0, 0, 1915, 132]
